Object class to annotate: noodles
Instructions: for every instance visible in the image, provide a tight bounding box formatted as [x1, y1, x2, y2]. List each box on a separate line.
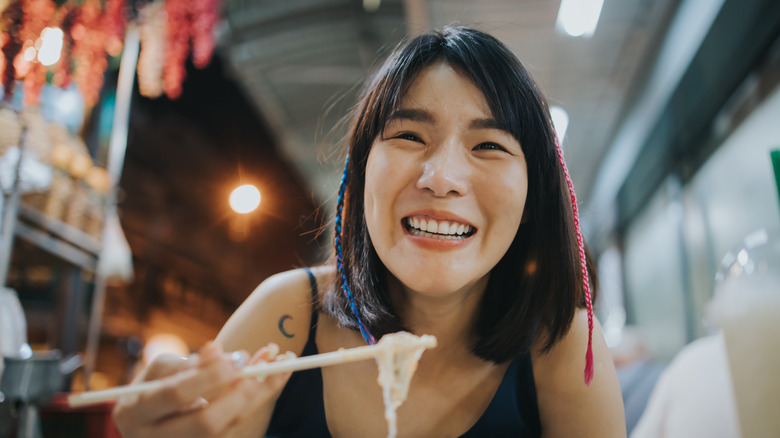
[373, 332, 437, 438]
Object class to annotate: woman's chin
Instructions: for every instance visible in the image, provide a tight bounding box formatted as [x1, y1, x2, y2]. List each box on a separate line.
[390, 272, 489, 301]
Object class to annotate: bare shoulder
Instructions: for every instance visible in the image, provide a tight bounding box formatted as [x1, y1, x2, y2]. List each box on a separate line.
[216, 266, 335, 356]
[531, 309, 626, 437]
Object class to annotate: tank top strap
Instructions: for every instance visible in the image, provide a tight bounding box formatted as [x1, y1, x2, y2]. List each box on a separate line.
[266, 269, 328, 437]
[302, 267, 319, 341]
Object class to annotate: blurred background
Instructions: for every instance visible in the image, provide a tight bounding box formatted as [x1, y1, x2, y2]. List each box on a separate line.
[1, 0, 779, 436]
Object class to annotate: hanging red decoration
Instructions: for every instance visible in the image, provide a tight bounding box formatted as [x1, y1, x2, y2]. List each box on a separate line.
[0, 32, 8, 88]
[2, 0, 223, 106]
[137, 0, 165, 98]
[22, 60, 46, 105]
[163, 0, 192, 99]
[191, 0, 220, 69]
[1, 1, 24, 99]
[18, 0, 56, 45]
[102, 0, 126, 57]
[71, 0, 108, 107]
[17, 0, 57, 105]
[52, 3, 79, 89]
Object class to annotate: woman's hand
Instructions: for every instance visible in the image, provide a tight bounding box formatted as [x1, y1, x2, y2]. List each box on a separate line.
[113, 342, 294, 437]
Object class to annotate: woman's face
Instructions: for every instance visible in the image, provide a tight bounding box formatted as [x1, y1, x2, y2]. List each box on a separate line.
[364, 62, 528, 297]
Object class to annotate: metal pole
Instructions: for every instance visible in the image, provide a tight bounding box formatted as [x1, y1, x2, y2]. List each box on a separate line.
[83, 25, 139, 390]
[0, 123, 28, 287]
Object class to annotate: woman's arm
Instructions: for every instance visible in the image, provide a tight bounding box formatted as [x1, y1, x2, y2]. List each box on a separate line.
[113, 267, 322, 437]
[211, 267, 324, 434]
[217, 267, 324, 356]
[533, 309, 626, 438]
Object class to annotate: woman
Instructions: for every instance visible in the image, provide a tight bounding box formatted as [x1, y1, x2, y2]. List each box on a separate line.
[113, 26, 625, 437]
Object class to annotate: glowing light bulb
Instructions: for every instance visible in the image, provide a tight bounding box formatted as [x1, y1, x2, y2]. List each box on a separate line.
[37, 27, 64, 66]
[229, 184, 261, 214]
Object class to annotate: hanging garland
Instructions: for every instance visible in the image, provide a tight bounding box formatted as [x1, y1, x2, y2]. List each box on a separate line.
[162, 0, 189, 99]
[72, 0, 109, 106]
[0, 0, 222, 107]
[191, 0, 218, 69]
[102, 0, 125, 57]
[19, 0, 56, 105]
[0, 1, 24, 97]
[136, 0, 163, 97]
[52, 2, 79, 89]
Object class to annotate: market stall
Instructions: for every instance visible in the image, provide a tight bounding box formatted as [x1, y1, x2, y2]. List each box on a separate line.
[0, 1, 221, 435]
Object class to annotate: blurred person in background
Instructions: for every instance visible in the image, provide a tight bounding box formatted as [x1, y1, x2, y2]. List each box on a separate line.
[629, 332, 739, 438]
[629, 228, 780, 438]
[611, 327, 665, 435]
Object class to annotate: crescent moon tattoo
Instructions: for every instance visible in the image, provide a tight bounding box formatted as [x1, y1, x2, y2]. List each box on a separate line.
[278, 315, 294, 338]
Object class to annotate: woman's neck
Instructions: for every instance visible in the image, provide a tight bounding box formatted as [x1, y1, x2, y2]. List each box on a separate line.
[387, 273, 489, 356]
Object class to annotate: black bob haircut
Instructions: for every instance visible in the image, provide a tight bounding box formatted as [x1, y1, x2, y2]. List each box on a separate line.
[323, 26, 596, 363]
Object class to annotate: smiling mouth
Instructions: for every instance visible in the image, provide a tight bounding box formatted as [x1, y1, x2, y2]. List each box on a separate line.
[403, 216, 477, 240]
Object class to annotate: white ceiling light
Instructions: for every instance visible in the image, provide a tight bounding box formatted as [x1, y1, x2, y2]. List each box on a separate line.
[550, 105, 570, 143]
[556, 0, 605, 38]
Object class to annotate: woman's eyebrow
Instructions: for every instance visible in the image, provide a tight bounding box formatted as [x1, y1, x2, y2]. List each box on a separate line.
[386, 111, 507, 133]
[387, 108, 434, 124]
[469, 117, 503, 131]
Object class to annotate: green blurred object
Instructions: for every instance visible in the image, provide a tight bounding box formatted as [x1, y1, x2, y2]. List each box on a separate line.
[773, 150, 780, 218]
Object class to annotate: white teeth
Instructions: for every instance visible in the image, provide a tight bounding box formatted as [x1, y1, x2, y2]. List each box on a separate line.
[406, 217, 473, 238]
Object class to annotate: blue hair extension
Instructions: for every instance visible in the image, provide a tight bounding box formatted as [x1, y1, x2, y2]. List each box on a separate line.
[334, 154, 376, 345]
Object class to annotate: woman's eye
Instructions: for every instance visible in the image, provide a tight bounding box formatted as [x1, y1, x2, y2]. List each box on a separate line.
[395, 133, 423, 143]
[473, 142, 507, 152]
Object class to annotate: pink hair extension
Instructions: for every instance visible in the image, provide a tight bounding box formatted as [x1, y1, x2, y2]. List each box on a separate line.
[554, 136, 595, 386]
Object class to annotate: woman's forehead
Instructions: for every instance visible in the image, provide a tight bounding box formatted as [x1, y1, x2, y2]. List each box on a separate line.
[394, 62, 493, 116]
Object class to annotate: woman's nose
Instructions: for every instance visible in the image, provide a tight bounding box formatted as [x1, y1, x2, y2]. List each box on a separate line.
[415, 143, 469, 197]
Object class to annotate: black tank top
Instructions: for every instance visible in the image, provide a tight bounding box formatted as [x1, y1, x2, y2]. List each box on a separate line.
[266, 268, 542, 437]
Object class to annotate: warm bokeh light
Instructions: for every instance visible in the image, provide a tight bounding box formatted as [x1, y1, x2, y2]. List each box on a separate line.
[55, 87, 81, 114]
[23, 46, 37, 61]
[142, 333, 189, 364]
[556, 0, 604, 38]
[229, 184, 261, 214]
[37, 27, 64, 66]
[363, 0, 380, 12]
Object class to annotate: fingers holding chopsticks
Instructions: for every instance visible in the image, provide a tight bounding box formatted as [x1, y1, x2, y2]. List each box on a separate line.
[238, 343, 297, 411]
[114, 342, 234, 425]
[146, 344, 298, 437]
[112, 342, 296, 438]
